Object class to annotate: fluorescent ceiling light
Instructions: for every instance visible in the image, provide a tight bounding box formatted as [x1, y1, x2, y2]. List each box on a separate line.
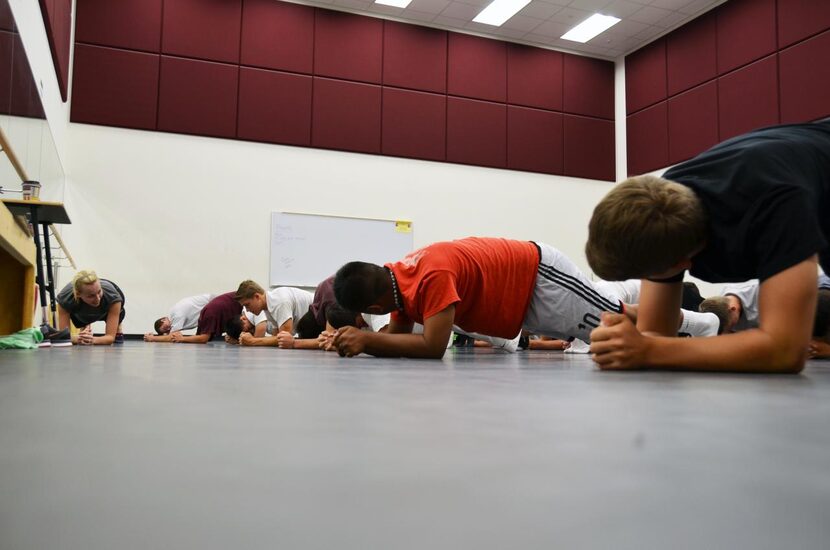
[375, 0, 412, 7]
[560, 13, 621, 43]
[473, 0, 532, 26]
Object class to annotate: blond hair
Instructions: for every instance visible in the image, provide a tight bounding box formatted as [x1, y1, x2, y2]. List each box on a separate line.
[698, 296, 730, 334]
[586, 175, 706, 281]
[72, 270, 99, 299]
[235, 280, 265, 301]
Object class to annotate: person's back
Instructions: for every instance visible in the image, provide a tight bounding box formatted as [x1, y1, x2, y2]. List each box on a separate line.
[662, 121, 830, 281]
[388, 237, 538, 339]
[266, 286, 314, 330]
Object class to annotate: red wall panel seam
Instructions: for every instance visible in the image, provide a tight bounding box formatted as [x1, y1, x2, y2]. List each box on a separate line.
[236, 0, 246, 138]
[309, 8, 317, 146]
[774, 0, 781, 124]
[379, 21, 385, 152]
[155, 0, 165, 130]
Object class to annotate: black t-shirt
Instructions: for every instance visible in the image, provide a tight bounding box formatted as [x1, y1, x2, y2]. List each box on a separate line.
[663, 119, 830, 282]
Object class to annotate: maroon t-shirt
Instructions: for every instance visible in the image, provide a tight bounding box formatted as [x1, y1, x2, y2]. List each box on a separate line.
[309, 276, 336, 329]
[197, 292, 242, 340]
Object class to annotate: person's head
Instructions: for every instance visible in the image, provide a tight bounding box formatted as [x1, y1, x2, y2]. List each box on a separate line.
[225, 315, 245, 340]
[333, 262, 393, 314]
[72, 270, 103, 307]
[699, 295, 741, 334]
[814, 290, 830, 341]
[295, 310, 323, 340]
[586, 175, 707, 281]
[326, 303, 367, 330]
[235, 280, 267, 314]
[154, 317, 171, 335]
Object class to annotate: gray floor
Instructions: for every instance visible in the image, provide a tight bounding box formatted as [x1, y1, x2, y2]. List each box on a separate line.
[1, 343, 829, 550]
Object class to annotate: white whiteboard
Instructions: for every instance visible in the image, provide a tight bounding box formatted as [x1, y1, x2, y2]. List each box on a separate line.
[270, 212, 414, 287]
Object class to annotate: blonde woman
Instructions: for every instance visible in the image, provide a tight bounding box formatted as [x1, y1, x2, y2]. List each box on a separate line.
[56, 270, 125, 345]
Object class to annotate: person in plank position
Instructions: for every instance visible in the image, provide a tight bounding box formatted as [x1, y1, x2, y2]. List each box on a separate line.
[586, 119, 830, 373]
[145, 293, 215, 342]
[166, 292, 242, 344]
[330, 237, 709, 359]
[233, 281, 313, 347]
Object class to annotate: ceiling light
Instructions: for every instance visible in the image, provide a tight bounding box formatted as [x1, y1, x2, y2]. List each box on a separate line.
[560, 13, 621, 43]
[473, 0, 532, 27]
[375, 0, 412, 7]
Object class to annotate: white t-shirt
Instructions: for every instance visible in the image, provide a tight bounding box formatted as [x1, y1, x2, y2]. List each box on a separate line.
[169, 294, 215, 332]
[265, 287, 314, 332]
[244, 308, 273, 335]
[594, 279, 641, 304]
[361, 313, 391, 332]
[721, 280, 760, 331]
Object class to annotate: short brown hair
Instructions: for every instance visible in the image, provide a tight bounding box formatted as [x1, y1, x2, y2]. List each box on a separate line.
[586, 175, 706, 280]
[698, 296, 730, 334]
[235, 280, 265, 301]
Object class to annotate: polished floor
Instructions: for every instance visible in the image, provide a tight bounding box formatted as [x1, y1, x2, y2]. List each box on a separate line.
[1, 342, 829, 549]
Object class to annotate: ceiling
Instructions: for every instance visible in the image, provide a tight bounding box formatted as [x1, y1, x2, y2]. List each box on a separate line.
[286, 0, 727, 60]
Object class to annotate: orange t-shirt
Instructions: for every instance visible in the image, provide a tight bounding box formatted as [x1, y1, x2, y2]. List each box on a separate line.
[386, 237, 539, 338]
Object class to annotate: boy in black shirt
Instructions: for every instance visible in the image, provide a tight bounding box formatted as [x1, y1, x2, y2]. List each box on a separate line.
[586, 119, 830, 373]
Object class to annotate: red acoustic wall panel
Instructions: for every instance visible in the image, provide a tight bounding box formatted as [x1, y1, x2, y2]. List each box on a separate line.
[667, 81, 718, 164]
[238, 67, 312, 146]
[0, 31, 12, 113]
[10, 33, 42, 118]
[777, 0, 830, 48]
[446, 97, 506, 168]
[625, 38, 666, 114]
[38, 0, 72, 100]
[779, 30, 830, 123]
[240, 0, 313, 74]
[564, 115, 614, 181]
[157, 56, 238, 138]
[314, 10, 382, 84]
[162, 0, 242, 64]
[718, 55, 778, 141]
[563, 54, 614, 119]
[0, 2, 13, 31]
[666, 12, 717, 96]
[383, 21, 446, 94]
[447, 33, 506, 103]
[626, 102, 668, 176]
[716, 0, 776, 74]
[312, 77, 381, 154]
[507, 44, 562, 111]
[507, 106, 563, 175]
[75, 0, 162, 52]
[382, 88, 446, 161]
[71, 44, 159, 130]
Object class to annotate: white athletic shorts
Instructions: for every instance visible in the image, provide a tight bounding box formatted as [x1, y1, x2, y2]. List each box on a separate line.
[522, 242, 623, 342]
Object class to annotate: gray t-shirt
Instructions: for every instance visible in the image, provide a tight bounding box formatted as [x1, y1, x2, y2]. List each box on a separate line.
[721, 281, 759, 331]
[57, 279, 124, 326]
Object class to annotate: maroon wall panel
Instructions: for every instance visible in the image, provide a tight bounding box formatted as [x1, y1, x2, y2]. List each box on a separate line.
[0, 2, 13, 31]
[666, 12, 717, 96]
[626, 102, 668, 176]
[564, 115, 614, 181]
[383, 21, 446, 94]
[779, 30, 830, 123]
[312, 77, 381, 154]
[0, 31, 12, 113]
[718, 55, 778, 141]
[446, 97, 506, 168]
[314, 10, 382, 84]
[777, 0, 830, 48]
[507, 44, 562, 111]
[75, 0, 162, 52]
[157, 56, 238, 138]
[716, 0, 776, 74]
[240, 0, 313, 74]
[162, 0, 242, 64]
[447, 33, 506, 103]
[507, 106, 563, 175]
[563, 54, 614, 119]
[625, 38, 666, 114]
[10, 33, 42, 118]
[38, 0, 71, 101]
[667, 82, 718, 165]
[382, 88, 446, 161]
[71, 44, 159, 130]
[238, 67, 312, 146]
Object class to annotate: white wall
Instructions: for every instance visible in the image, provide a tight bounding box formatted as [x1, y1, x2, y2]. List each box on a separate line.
[64, 123, 617, 334]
